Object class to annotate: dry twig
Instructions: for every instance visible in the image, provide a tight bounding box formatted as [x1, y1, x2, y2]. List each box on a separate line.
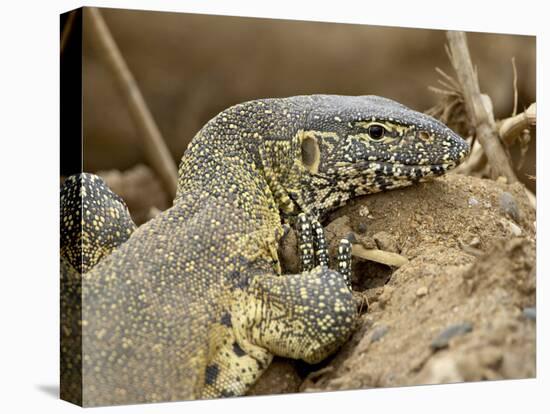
[426, 67, 470, 140]
[499, 103, 536, 146]
[86, 7, 178, 199]
[351, 245, 409, 267]
[454, 103, 536, 176]
[446, 31, 518, 183]
[511, 57, 518, 117]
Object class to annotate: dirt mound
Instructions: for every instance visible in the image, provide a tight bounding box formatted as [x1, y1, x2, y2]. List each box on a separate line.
[250, 173, 536, 396]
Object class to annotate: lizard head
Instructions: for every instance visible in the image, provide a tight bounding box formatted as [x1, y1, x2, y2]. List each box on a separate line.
[285, 95, 470, 217]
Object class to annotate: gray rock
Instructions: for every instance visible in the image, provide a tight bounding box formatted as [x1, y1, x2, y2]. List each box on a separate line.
[431, 322, 473, 350]
[345, 232, 357, 243]
[371, 325, 390, 343]
[356, 222, 368, 234]
[500, 192, 520, 223]
[522, 307, 536, 321]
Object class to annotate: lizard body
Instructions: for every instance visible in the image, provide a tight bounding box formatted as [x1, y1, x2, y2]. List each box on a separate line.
[60, 95, 468, 406]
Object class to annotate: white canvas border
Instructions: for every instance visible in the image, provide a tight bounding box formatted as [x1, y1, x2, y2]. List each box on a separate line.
[0, 1, 545, 413]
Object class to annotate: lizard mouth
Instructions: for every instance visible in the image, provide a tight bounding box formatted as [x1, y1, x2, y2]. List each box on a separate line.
[336, 160, 459, 180]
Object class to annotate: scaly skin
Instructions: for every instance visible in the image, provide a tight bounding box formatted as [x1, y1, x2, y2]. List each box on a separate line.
[60, 95, 468, 406]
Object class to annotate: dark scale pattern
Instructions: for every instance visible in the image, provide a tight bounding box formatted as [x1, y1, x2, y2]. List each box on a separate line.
[60, 174, 136, 405]
[311, 218, 329, 267]
[297, 213, 315, 271]
[60, 174, 136, 273]
[205, 364, 220, 386]
[60, 95, 468, 406]
[336, 239, 352, 289]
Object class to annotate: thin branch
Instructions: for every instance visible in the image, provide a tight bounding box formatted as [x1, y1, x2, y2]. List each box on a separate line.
[351, 245, 409, 267]
[435, 67, 461, 90]
[456, 103, 536, 176]
[436, 78, 460, 92]
[442, 99, 464, 122]
[446, 31, 518, 183]
[428, 86, 461, 97]
[436, 73, 534, 177]
[499, 103, 536, 146]
[86, 7, 178, 199]
[511, 57, 518, 117]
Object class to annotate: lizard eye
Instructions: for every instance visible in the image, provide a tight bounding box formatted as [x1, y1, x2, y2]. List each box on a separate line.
[367, 124, 386, 140]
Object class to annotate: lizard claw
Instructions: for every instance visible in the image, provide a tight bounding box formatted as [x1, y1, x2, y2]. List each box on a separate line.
[296, 213, 353, 291]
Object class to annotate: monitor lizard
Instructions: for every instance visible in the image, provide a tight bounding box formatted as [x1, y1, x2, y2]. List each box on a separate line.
[60, 94, 469, 406]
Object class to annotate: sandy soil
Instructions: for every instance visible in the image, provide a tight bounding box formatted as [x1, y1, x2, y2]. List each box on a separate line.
[249, 172, 536, 396]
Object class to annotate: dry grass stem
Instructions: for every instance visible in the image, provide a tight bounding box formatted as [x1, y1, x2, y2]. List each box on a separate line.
[86, 7, 178, 199]
[511, 57, 518, 117]
[352, 245, 409, 267]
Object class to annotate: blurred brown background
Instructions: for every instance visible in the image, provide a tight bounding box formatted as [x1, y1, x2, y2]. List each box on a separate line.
[81, 7, 536, 186]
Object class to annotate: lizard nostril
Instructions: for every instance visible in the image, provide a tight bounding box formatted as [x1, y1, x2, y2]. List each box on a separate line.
[417, 131, 431, 142]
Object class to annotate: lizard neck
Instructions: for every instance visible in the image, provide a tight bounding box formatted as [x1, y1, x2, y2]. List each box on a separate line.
[175, 97, 313, 220]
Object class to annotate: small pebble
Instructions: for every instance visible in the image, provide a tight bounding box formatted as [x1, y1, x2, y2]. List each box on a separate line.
[469, 237, 481, 248]
[359, 206, 370, 217]
[522, 307, 536, 321]
[499, 192, 520, 223]
[370, 325, 389, 343]
[501, 218, 522, 237]
[416, 286, 428, 297]
[509, 222, 522, 236]
[373, 231, 398, 253]
[345, 232, 357, 243]
[356, 222, 368, 234]
[431, 322, 473, 350]
[468, 197, 479, 208]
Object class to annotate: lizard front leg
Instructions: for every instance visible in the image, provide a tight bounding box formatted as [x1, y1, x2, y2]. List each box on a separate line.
[235, 266, 356, 365]
[201, 220, 357, 398]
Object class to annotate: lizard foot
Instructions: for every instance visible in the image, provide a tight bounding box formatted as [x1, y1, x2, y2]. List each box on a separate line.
[202, 215, 357, 398]
[297, 213, 352, 290]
